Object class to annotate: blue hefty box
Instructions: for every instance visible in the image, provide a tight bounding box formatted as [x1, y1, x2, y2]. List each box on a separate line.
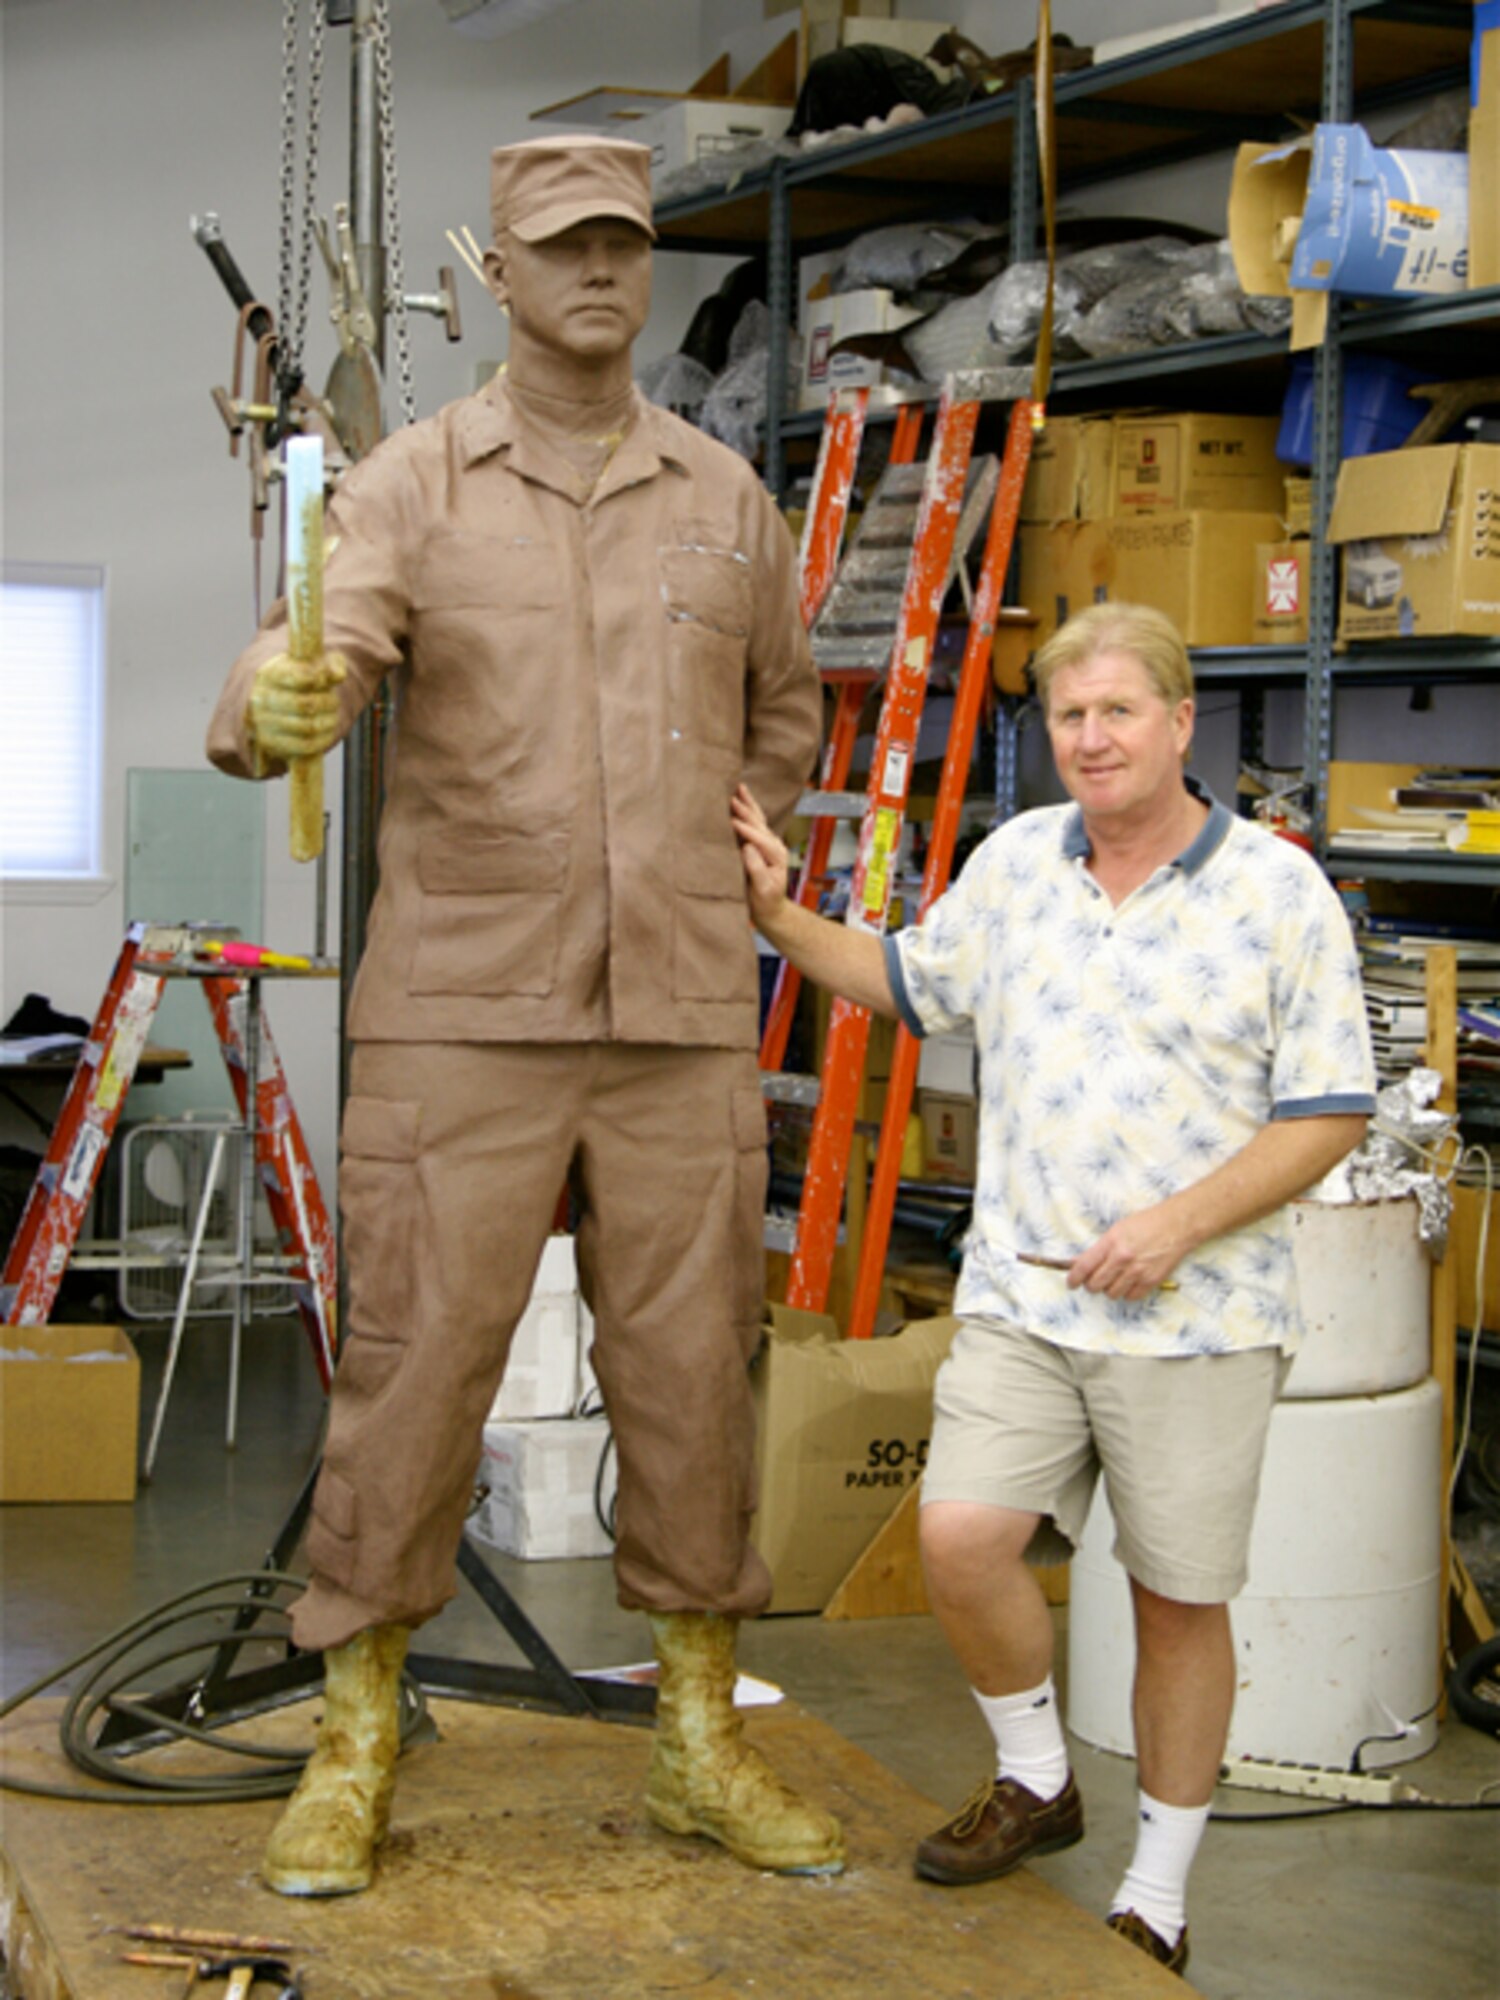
[1290, 123, 1468, 297]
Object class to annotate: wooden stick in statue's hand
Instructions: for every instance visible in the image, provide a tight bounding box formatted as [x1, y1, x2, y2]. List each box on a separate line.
[284, 434, 327, 863]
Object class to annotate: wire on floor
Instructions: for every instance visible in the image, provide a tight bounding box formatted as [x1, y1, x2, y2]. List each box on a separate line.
[0, 1572, 429, 1806]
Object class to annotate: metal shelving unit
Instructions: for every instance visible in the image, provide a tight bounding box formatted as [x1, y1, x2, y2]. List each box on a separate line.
[653, 0, 1494, 885]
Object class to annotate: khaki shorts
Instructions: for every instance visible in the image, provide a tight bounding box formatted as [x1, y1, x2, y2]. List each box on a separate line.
[921, 1315, 1287, 1604]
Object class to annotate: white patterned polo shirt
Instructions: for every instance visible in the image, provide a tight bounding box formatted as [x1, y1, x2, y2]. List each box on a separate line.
[885, 783, 1376, 1357]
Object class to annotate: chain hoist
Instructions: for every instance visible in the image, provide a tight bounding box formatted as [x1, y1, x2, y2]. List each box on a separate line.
[277, 0, 326, 398]
[373, 0, 416, 427]
[197, 0, 463, 561]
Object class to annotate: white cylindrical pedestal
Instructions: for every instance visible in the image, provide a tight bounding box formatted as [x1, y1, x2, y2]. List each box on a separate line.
[1068, 1379, 1442, 1770]
[1283, 1196, 1430, 1399]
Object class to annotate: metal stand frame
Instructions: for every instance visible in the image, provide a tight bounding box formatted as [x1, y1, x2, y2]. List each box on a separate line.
[97, 1454, 656, 1758]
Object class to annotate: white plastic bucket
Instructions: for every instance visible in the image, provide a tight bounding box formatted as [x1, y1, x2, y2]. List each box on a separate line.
[1067, 1379, 1442, 1770]
[1284, 1195, 1430, 1399]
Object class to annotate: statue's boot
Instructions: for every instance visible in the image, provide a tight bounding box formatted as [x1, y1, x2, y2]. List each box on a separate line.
[644, 1610, 846, 1875]
[262, 1622, 410, 1896]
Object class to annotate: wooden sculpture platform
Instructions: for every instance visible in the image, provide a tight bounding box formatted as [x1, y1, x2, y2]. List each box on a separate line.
[1, 1695, 1189, 1998]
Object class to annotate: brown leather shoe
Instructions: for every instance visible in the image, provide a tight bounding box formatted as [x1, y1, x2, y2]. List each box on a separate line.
[1107, 1909, 1190, 1977]
[914, 1772, 1084, 1884]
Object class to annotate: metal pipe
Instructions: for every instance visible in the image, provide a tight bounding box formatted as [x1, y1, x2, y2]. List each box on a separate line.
[339, 0, 384, 1125]
[349, 0, 384, 369]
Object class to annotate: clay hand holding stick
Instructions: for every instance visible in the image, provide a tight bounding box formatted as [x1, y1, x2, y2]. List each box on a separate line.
[246, 434, 346, 857]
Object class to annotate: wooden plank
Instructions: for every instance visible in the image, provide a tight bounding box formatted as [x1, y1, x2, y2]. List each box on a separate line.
[825, 1484, 1070, 1620]
[0, 1696, 1188, 1998]
[1426, 944, 1459, 1685]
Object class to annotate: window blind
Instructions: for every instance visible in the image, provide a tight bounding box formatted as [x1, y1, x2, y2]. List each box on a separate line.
[1, 566, 105, 878]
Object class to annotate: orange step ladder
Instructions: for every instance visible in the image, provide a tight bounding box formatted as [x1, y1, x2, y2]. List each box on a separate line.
[1, 922, 338, 1397]
[762, 378, 1007, 1315]
[844, 395, 1041, 1339]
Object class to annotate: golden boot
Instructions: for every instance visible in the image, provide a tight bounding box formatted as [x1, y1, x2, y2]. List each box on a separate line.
[644, 1610, 846, 1874]
[262, 1622, 410, 1896]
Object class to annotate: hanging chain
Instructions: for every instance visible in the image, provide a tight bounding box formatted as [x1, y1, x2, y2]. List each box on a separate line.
[276, 0, 324, 388]
[277, 0, 300, 361]
[373, 0, 416, 426]
[295, 3, 325, 371]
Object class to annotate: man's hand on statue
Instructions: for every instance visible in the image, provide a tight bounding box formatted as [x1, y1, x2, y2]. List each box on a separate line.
[731, 784, 790, 930]
[246, 650, 349, 767]
[1068, 1210, 1187, 1301]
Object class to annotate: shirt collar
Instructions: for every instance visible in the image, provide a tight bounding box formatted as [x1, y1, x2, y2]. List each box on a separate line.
[456, 375, 691, 500]
[1060, 775, 1231, 875]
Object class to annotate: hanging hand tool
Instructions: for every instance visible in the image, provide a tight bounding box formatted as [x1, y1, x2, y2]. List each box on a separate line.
[314, 201, 384, 460]
[193, 213, 301, 441]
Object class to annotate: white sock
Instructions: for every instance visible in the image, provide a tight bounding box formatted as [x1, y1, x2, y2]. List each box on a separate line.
[972, 1676, 1070, 1802]
[1109, 1789, 1210, 1946]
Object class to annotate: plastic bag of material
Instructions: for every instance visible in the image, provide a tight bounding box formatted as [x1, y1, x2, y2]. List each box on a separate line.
[903, 257, 1081, 376]
[698, 302, 802, 460]
[829, 219, 1004, 298]
[1072, 238, 1291, 356]
[985, 258, 1090, 353]
[637, 351, 715, 420]
[654, 134, 798, 208]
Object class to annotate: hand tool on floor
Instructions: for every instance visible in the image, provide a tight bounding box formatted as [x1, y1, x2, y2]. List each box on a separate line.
[198, 1955, 302, 1999]
[1017, 1250, 1179, 1291]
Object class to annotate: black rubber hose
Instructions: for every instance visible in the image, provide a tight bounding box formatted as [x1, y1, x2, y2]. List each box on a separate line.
[1448, 1634, 1500, 1739]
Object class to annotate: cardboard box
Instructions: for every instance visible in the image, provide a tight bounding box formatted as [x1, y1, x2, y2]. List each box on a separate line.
[1018, 519, 1115, 645]
[750, 1307, 958, 1612]
[1253, 540, 1310, 644]
[1472, 17, 1500, 289]
[1284, 475, 1313, 538]
[1291, 124, 1468, 300]
[1, 1325, 140, 1502]
[1021, 416, 1116, 524]
[919, 1089, 977, 1180]
[1229, 125, 1468, 346]
[1111, 510, 1286, 648]
[797, 254, 923, 411]
[1019, 508, 1279, 649]
[1112, 412, 1285, 516]
[1226, 135, 1329, 349]
[1021, 510, 1281, 648]
[1324, 761, 1422, 837]
[636, 98, 792, 177]
[490, 1234, 586, 1422]
[472, 1416, 616, 1561]
[917, 1029, 976, 1098]
[1327, 443, 1500, 640]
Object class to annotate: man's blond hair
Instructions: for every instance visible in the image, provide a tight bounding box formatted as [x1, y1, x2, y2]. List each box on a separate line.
[1032, 602, 1194, 712]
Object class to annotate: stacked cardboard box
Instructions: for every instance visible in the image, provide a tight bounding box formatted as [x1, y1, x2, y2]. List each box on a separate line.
[1019, 411, 1287, 649]
[1327, 443, 1500, 640]
[1253, 473, 1313, 646]
[0, 1325, 141, 1502]
[472, 1235, 614, 1562]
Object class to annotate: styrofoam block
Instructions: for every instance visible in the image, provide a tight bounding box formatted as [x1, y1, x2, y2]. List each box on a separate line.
[472, 1417, 616, 1560]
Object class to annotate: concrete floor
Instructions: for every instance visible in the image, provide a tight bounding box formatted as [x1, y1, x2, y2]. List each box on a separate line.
[3, 1316, 1498, 1999]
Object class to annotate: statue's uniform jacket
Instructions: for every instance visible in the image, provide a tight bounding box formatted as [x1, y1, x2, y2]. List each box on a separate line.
[209, 379, 822, 1648]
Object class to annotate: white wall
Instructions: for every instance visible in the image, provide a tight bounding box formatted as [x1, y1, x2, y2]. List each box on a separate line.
[0, 0, 718, 1194]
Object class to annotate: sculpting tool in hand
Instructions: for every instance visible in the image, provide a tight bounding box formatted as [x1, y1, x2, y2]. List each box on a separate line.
[1016, 1251, 1178, 1291]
